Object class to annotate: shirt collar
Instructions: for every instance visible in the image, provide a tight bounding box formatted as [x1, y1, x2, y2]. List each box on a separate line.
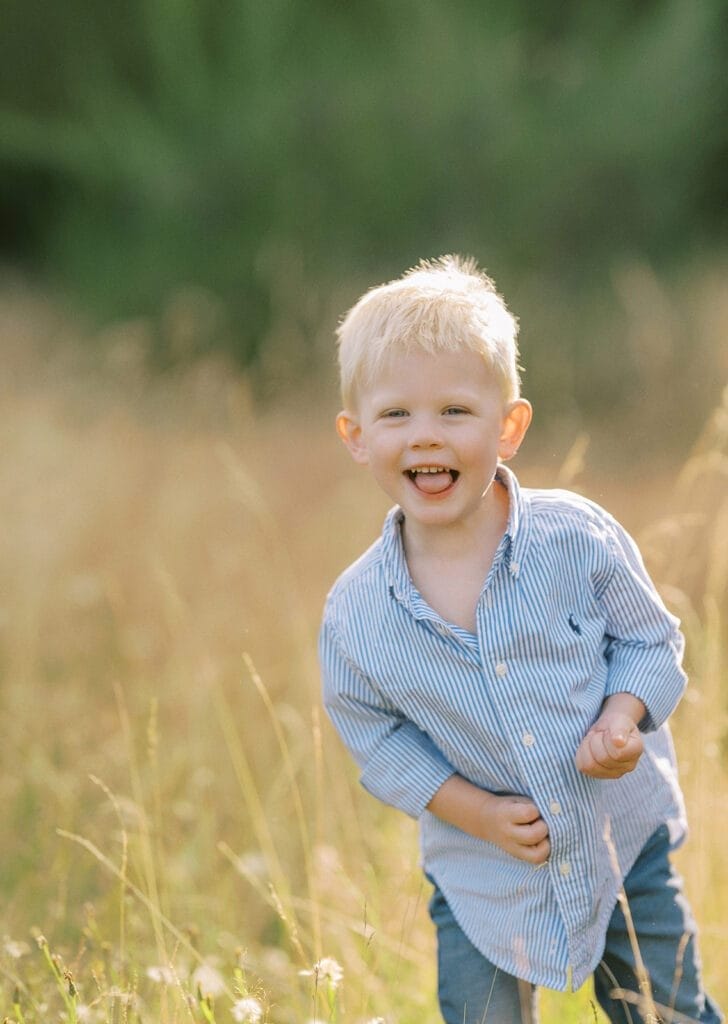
[381, 464, 532, 609]
[497, 463, 532, 578]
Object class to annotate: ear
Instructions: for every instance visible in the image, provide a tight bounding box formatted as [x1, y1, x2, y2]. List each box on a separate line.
[498, 399, 532, 461]
[336, 410, 370, 465]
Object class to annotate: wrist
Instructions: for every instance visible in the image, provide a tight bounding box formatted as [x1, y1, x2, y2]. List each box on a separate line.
[602, 692, 646, 727]
[472, 789, 500, 842]
[426, 775, 498, 842]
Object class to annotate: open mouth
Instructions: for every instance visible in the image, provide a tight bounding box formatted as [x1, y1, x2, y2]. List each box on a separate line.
[405, 465, 460, 495]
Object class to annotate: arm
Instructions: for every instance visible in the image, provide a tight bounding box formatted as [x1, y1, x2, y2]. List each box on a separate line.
[427, 775, 550, 864]
[596, 514, 687, 731]
[320, 618, 456, 818]
[575, 692, 646, 779]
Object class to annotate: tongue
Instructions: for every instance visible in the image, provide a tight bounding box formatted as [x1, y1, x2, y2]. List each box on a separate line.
[414, 471, 453, 494]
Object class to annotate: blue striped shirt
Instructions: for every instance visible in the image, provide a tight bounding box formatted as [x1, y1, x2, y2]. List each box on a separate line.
[319, 465, 687, 991]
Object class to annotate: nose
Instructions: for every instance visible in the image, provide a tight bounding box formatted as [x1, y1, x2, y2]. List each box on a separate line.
[407, 415, 444, 449]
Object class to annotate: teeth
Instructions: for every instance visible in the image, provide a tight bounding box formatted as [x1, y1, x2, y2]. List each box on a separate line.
[411, 466, 450, 473]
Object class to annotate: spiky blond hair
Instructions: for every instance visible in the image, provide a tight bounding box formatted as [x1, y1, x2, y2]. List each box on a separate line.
[336, 255, 522, 408]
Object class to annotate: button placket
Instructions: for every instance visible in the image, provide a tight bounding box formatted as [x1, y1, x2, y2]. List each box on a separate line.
[478, 598, 541, 789]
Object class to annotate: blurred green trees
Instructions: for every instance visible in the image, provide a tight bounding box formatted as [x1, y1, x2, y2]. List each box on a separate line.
[1, 0, 726, 370]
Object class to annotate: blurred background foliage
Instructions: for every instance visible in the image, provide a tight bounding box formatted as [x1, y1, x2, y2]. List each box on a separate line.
[0, 0, 727, 431]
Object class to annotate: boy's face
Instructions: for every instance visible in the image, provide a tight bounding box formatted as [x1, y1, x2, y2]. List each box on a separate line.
[337, 348, 531, 536]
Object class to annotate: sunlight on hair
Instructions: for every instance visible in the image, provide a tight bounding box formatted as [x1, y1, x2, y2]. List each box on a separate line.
[337, 255, 522, 408]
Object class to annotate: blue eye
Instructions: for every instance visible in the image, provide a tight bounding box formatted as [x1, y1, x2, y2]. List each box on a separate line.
[382, 409, 408, 418]
[443, 406, 469, 416]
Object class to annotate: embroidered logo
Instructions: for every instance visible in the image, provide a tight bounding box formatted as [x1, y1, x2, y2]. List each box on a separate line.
[568, 613, 582, 636]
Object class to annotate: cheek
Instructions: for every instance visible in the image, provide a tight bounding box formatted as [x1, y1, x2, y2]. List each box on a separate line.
[368, 435, 401, 464]
[368, 447, 404, 489]
[460, 433, 498, 460]
[370, 452, 399, 479]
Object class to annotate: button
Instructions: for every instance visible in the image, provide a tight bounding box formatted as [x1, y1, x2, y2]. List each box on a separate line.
[510, 561, 520, 574]
[550, 801, 562, 815]
[495, 662, 507, 677]
[559, 861, 571, 877]
[522, 733, 535, 747]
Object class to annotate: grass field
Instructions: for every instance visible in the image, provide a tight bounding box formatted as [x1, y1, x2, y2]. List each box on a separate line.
[0, 289, 726, 1023]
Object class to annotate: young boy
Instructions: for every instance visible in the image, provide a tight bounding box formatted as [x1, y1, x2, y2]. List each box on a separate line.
[319, 256, 722, 1024]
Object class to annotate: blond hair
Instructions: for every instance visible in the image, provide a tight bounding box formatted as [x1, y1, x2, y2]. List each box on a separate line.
[336, 255, 521, 408]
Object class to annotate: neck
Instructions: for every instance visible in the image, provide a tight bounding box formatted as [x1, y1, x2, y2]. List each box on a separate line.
[403, 476, 509, 562]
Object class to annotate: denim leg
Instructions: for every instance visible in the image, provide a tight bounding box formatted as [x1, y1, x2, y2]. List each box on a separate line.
[594, 826, 723, 1024]
[427, 878, 538, 1024]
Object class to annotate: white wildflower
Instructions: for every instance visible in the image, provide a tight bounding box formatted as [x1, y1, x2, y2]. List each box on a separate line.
[316, 956, 344, 987]
[231, 996, 263, 1022]
[193, 963, 227, 998]
[299, 956, 344, 989]
[146, 965, 176, 984]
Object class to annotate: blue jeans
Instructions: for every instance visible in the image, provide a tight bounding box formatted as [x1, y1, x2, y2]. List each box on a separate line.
[428, 826, 722, 1024]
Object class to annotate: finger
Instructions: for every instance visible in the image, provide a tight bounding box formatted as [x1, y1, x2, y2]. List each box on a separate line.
[603, 728, 629, 759]
[577, 753, 623, 778]
[575, 734, 600, 772]
[510, 801, 541, 824]
[520, 837, 550, 865]
[585, 730, 622, 771]
[515, 818, 549, 845]
[574, 738, 591, 772]
[584, 757, 637, 779]
[576, 727, 610, 765]
[585, 764, 627, 779]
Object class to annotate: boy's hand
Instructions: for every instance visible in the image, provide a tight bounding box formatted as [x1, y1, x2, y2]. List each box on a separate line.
[481, 795, 551, 865]
[427, 777, 549, 864]
[575, 710, 644, 779]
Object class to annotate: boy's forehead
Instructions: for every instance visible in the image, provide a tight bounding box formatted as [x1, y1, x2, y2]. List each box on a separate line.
[358, 347, 501, 400]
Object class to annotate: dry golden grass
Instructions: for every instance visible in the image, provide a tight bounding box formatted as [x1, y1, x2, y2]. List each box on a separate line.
[0, 284, 725, 1023]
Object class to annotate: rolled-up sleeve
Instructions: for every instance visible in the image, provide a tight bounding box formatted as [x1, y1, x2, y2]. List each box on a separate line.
[319, 618, 455, 818]
[597, 515, 687, 731]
